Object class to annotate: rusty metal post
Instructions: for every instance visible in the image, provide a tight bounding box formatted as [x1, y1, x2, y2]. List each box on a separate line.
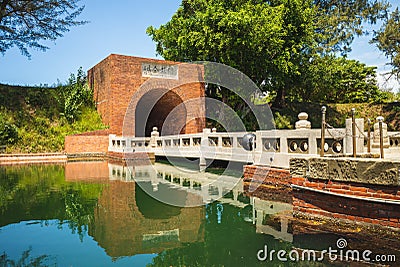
[351, 108, 356, 158]
[320, 106, 326, 157]
[367, 118, 371, 153]
[378, 116, 384, 159]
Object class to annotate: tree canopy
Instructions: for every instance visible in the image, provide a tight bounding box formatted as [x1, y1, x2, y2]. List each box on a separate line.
[372, 7, 400, 81]
[0, 0, 86, 58]
[295, 55, 382, 103]
[147, 0, 316, 107]
[314, 0, 389, 54]
[147, 0, 390, 108]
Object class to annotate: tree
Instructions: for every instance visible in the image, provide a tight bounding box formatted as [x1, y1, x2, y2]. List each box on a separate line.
[0, 0, 86, 58]
[147, 0, 389, 108]
[313, 0, 389, 55]
[372, 8, 400, 81]
[295, 55, 383, 103]
[147, 0, 316, 108]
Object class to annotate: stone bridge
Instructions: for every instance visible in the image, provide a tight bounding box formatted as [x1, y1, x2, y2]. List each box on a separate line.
[108, 123, 400, 170]
[65, 54, 400, 168]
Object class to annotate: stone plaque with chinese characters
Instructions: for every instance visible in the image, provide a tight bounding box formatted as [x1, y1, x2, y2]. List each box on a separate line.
[141, 63, 178, 79]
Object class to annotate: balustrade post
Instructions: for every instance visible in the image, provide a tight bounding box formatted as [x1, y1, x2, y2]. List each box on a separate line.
[233, 134, 239, 148]
[320, 106, 326, 157]
[351, 108, 357, 157]
[233, 189, 239, 201]
[218, 136, 223, 148]
[378, 116, 384, 159]
[200, 128, 211, 172]
[108, 134, 116, 152]
[255, 131, 262, 154]
[150, 127, 159, 148]
[367, 118, 371, 153]
[190, 136, 194, 147]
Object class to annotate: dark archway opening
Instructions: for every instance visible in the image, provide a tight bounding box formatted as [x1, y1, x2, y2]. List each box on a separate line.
[135, 89, 187, 137]
[135, 183, 183, 219]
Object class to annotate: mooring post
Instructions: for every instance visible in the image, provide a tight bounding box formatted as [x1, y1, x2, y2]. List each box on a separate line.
[351, 108, 356, 158]
[320, 106, 326, 157]
[367, 118, 371, 153]
[377, 116, 384, 159]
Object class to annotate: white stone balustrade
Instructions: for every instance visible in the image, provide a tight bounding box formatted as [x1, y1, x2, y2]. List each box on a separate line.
[109, 134, 150, 153]
[109, 125, 400, 168]
[109, 126, 347, 168]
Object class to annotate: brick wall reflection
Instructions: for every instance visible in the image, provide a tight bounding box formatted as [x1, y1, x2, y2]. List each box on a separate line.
[65, 161, 110, 181]
[90, 181, 204, 257]
[65, 161, 205, 257]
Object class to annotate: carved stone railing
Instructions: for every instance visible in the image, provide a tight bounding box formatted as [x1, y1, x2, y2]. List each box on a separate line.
[108, 127, 347, 168]
[152, 130, 255, 164]
[108, 134, 150, 153]
[389, 132, 400, 148]
[108, 127, 399, 168]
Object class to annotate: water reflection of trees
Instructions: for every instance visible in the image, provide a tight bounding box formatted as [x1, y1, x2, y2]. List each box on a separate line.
[0, 165, 105, 239]
[0, 247, 54, 267]
[63, 188, 96, 241]
[148, 202, 293, 267]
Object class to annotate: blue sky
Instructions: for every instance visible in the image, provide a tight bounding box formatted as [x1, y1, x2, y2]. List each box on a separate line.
[0, 0, 398, 92]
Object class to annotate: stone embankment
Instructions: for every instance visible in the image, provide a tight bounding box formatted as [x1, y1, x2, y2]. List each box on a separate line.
[244, 157, 400, 229]
[0, 153, 67, 165]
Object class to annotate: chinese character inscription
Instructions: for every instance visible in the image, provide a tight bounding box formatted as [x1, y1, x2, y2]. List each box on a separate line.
[141, 63, 178, 79]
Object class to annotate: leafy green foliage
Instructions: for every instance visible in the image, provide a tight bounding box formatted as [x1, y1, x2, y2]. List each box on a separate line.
[0, 248, 51, 267]
[55, 67, 94, 123]
[0, 0, 87, 58]
[314, 0, 389, 54]
[147, 0, 311, 85]
[147, 0, 389, 111]
[271, 102, 400, 130]
[147, 0, 316, 112]
[295, 55, 384, 103]
[0, 113, 18, 145]
[372, 8, 400, 81]
[148, 0, 313, 82]
[0, 69, 107, 153]
[4, 106, 106, 153]
[0, 164, 105, 240]
[273, 112, 293, 129]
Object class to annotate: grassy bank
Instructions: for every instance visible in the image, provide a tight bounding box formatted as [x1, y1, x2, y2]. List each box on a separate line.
[0, 83, 107, 153]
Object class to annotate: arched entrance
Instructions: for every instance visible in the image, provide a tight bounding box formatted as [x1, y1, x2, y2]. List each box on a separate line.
[135, 89, 187, 137]
[135, 183, 183, 219]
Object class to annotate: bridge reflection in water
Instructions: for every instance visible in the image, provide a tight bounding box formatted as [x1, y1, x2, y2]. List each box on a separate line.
[108, 162, 242, 206]
[3, 162, 399, 265]
[65, 160, 294, 259]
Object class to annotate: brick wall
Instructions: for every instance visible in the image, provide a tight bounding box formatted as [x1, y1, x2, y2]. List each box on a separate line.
[87, 54, 206, 136]
[65, 130, 109, 154]
[107, 151, 155, 164]
[88, 57, 112, 126]
[243, 165, 292, 203]
[244, 164, 400, 228]
[292, 177, 400, 228]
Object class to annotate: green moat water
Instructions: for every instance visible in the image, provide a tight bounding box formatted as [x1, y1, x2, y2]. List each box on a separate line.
[0, 162, 398, 266]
